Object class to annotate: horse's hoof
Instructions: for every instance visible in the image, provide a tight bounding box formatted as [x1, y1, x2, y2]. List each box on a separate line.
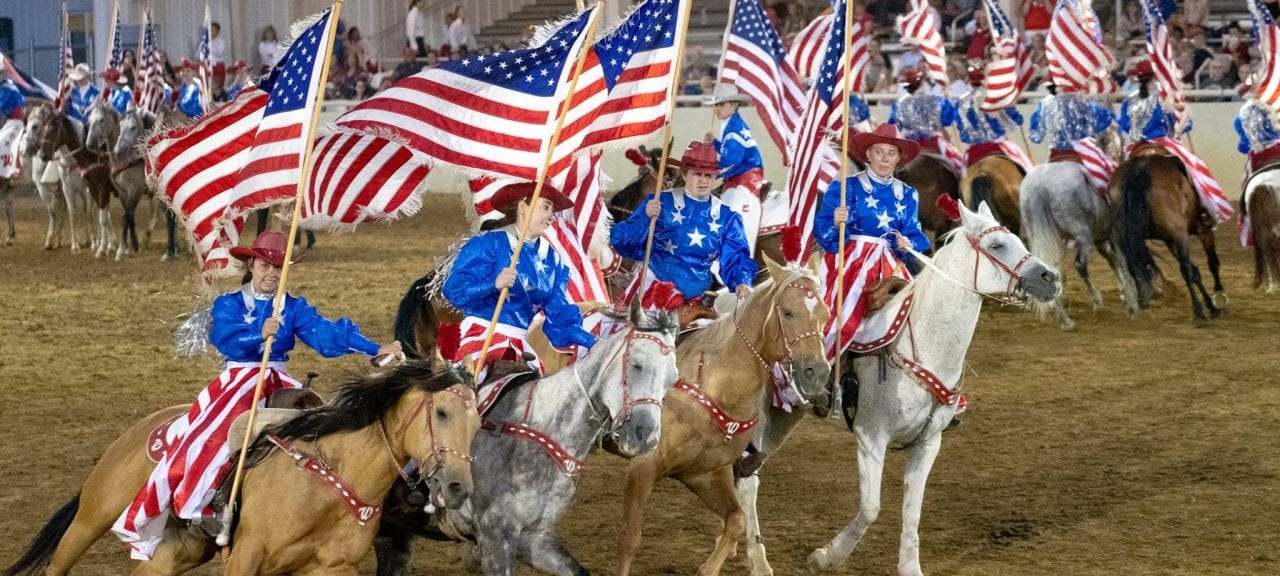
[43, 244, 54, 251]
[807, 547, 832, 574]
[1059, 319, 1075, 332]
[750, 567, 775, 576]
[1212, 291, 1229, 309]
[160, 252, 174, 262]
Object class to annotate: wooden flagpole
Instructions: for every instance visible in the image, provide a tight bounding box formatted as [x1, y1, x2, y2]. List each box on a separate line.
[201, 2, 213, 113]
[470, 2, 607, 384]
[832, 0, 857, 395]
[215, 0, 345, 549]
[636, 0, 696, 302]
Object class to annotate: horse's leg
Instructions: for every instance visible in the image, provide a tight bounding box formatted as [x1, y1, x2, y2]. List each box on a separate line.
[144, 194, 159, 247]
[2, 183, 14, 245]
[679, 466, 746, 576]
[1073, 237, 1103, 312]
[519, 529, 590, 576]
[1166, 238, 1210, 322]
[808, 432, 889, 573]
[737, 407, 809, 576]
[163, 206, 178, 261]
[476, 518, 520, 576]
[220, 545, 265, 576]
[1197, 225, 1228, 309]
[132, 529, 216, 576]
[616, 456, 662, 576]
[373, 530, 414, 576]
[897, 433, 943, 576]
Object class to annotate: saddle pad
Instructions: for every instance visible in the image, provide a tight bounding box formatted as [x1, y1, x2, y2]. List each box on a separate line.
[146, 413, 188, 464]
[847, 292, 914, 354]
[759, 188, 789, 236]
[477, 371, 539, 417]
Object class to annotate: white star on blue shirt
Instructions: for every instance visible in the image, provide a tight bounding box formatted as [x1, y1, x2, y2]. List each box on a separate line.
[670, 210, 685, 224]
[895, 202, 906, 214]
[865, 195, 879, 210]
[687, 228, 706, 247]
[663, 239, 677, 254]
[534, 259, 547, 273]
[876, 211, 894, 230]
[709, 219, 722, 233]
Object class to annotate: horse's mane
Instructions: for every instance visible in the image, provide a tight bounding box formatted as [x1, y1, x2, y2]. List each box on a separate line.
[680, 265, 817, 358]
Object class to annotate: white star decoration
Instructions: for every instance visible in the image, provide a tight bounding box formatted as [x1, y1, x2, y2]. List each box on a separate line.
[709, 219, 722, 233]
[876, 211, 894, 230]
[663, 239, 677, 254]
[687, 228, 706, 247]
[534, 259, 547, 274]
[865, 195, 879, 209]
[895, 202, 906, 214]
[670, 210, 685, 224]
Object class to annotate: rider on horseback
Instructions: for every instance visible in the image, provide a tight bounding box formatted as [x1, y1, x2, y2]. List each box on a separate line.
[611, 141, 757, 313]
[63, 63, 99, 126]
[443, 181, 598, 376]
[112, 230, 400, 560]
[0, 58, 26, 180]
[953, 66, 1033, 172]
[225, 59, 253, 101]
[888, 67, 961, 173]
[1236, 96, 1280, 179]
[704, 83, 766, 253]
[1029, 83, 1114, 158]
[104, 69, 133, 114]
[176, 58, 205, 119]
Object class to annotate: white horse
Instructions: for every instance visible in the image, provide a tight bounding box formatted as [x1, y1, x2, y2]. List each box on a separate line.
[731, 202, 1061, 576]
[24, 103, 95, 252]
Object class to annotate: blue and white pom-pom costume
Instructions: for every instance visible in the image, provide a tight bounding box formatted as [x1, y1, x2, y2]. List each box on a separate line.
[109, 84, 133, 113]
[0, 76, 27, 179]
[954, 87, 1033, 172]
[177, 81, 204, 119]
[1235, 98, 1280, 247]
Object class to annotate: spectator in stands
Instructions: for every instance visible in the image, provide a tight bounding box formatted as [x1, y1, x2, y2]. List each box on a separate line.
[1182, 0, 1209, 37]
[333, 20, 347, 60]
[1235, 62, 1254, 101]
[683, 46, 716, 87]
[448, 6, 477, 54]
[156, 51, 178, 87]
[864, 38, 892, 93]
[946, 58, 971, 97]
[1188, 32, 1214, 75]
[352, 78, 373, 101]
[121, 49, 137, 90]
[868, 0, 907, 30]
[852, 1, 874, 31]
[964, 6, 991, 63]
[407, 0, 428, 57]
[521, 24, 537, 48]
[1120, 2, 1143, 40]
[425, 49, 440, 67]
[335, 53, 368, 99]
[1223, 22, 1250, 66]
[347, 27, 373, 73]
[1175, 49, 1195, 86]
[259, 26, 281, 74]
[209, 22, 227, 84]
[394, 46, 424, 81]
[1022, 0, 1052, 41]
[1198, 55, 1234, 92]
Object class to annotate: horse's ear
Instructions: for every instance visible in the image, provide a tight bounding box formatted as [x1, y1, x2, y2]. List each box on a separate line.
[762, 254, 785, 284]
[976, 200, 994, 220]
[628, 295, 643, 326]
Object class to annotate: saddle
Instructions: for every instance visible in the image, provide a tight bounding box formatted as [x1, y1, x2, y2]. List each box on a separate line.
[865, 276, 909, 313]
[1129, 142, 1170, 158]
[476, 359, 539, 417]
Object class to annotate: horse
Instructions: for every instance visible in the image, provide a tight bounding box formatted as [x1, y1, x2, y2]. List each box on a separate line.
[728, 202, 1060, 576]
[961, 154, 1024, 234]
[87, 103, 167, 261]
[1110, 153, 1226, 322]
[35, 104, 118, 258]
[25, 103, 95, 252]
[1244, 165, 1280, 291]
[1020, 161, 1131, 330]
[4, 361, 480, 576]
[614, 257, 831, 576]
[374, 302, 681, 576]
[898, 153, 961, 240]
[119, 107, 179, 261]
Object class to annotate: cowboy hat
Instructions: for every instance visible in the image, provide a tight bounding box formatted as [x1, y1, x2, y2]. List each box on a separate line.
[230, 59, 249, 72]
[702, 83, 751, 106]
[69, 63, 91, 81]
[899, 67, 925, 86]
[489, 181, 574, 213]
[178, 58, 196, 70]
[229, 230, 305, 267]
[966, 65, 985, 86]
[850, 123, 920, 165]
[1128, 59, 1154, 80]
[668, 141, 719, 175]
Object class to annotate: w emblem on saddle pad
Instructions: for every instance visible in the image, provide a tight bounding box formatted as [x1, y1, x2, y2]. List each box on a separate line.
[146, 414, 185, 463]
[357, 506, 377, 523]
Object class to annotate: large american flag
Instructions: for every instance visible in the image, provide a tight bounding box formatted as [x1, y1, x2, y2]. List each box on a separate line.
[786, 0, 869, 254]
[147, 89, 268, 277]
[55, 2, 73, 107]
[898, 0, 947, 85]
[300, 130, 431, 230]
[232, 9, 336, 216]
[103, 0, 122, 99]
[787, 12, 833, 83]
[1249, 0, 1280, 109]
[1046, 0, 1114, 94]
[1139, 0, 1187, 127]
[720, 0, 805, 164]
[137, 10, 165, 114]
[198, 4, 213, 113]
[980, 0, 1032, 111]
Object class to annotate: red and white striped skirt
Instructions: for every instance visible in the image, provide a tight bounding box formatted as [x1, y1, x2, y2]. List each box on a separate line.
[820, 236, 902, 363]
[455, 316, 540, 377]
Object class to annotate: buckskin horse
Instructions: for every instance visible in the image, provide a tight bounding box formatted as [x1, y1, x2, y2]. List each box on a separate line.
[961, 152, 1024, 234]
[5, 362, 479, 576]
[1244, 164, 1280, 291]
[730, 202, 1060, 576]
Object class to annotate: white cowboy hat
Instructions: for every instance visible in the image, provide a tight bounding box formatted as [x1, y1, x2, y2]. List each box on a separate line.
[69, 63, 91, 81]
[702, 83, 751, 106]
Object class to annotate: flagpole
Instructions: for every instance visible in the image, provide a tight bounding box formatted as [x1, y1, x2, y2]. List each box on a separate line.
[215, 0, 346, 550]
[470, 2, 608, 384]
[833, 0, 856, 396]
[202, 2, 213, 113]
[636, 0, 696, 303]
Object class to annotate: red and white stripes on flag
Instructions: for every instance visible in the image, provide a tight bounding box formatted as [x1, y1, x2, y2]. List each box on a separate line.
[138, 10, 165, 115]
[720, 0, 806, 163]
[980, 0, 1031, 111]
[1046, 0, 1115, 94]
[898, 0, 948, 86]
[554, 151, 609, 257]
[146, 89, 267, 278]
[1071, 137, 1116, 191]
[995, 138, 1037, 172]
[1248, 0, 1280, 109]
[1139, 0, 1187, 128]
[820, 235, 901, 363]
[55, 2, 73, 108]
[301, 131, 431, 230]
[787, 12, 832, 82]
[1146, 137, 1234, 223]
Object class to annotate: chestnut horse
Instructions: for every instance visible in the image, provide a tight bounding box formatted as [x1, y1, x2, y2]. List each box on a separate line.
[1244, 166, 1280, 291]
[898, 153, 961, 240]
[614, 258, 830, 576]
[961, 155, 1023, 234]
[5, 362, 479, 576]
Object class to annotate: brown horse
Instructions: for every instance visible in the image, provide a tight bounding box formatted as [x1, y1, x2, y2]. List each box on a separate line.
[615, 258, 830, 576]
[1110, 152, 1226, 322]
[961, 155, 1024, 235]
[5, 362, 479, 576]
[898, 153, 961, 240]
[1244, 166, 1280, 291]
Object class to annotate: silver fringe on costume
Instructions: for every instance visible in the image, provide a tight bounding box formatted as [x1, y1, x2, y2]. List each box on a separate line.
[1125, 93, 1160, 143]
[173, 303, 223, 362]
[1035, 93, 1099, 150]
[1239, 100, 1280, 153]
[895, 93, 944, 140]
[956, 92, 1008, 143]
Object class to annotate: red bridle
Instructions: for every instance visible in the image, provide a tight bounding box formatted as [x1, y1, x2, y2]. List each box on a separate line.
[734, 278, 825, 377]
[965, 225, 1033, 305]
[591, 328, 675, 437]
[389, 384, 477, 485]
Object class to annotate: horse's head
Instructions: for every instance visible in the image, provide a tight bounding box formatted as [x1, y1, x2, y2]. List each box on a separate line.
[116, 109, 154, 157]
[588, 299, 679, 457]
[22, 103, 48, 153]
[85, 102, 119, 154]
[750, 257, 831, 401]
[390, 365, 480, 511]
[956, 201, 1061, 304]
[34, 107, 68, 162]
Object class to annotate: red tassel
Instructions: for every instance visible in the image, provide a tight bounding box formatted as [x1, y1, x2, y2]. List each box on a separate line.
[936, 194, 961, 222]
[625, 148, 648, 167]
[437, 322, 461, 362]
[780, 225, 804, 264]
[641, 280, 685, 311]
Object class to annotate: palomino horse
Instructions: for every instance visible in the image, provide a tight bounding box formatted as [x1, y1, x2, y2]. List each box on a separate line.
[961, 154, 1023, 234]
[25, 103, 95, 251]
[5, 362, 480, 576]
[730, 203, 1060, 576]
[898, 153, 961, 240]
[1244, 165, 1280, 291]
[375, 302, 680, 576]
[1110, 153, 1226, 322]
[615, 258, 830, 576]
[1020, 161, 1131, 330]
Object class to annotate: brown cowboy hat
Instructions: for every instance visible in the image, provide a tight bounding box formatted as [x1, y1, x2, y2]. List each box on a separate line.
[668, 141, 719, 175]
[229, 230, 305, 267]
[490, 181, 574, 212]
[850, 123, 920, 165]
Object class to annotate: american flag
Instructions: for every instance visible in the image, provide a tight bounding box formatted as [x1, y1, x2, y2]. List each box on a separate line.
[553, 151, 609, 256]
[980, 0, 1032, 111]
[147, 89, 268, 277]
[720, 0, 806, 164]
[232, 9, 337, 216]
[0, 52, 55, 100]
[1046, 0, 1115, 94]
[55, 1, 73, 107]
[103, 0, 122, 99]
[300, 130, 430, 230]
[787, 12, 833, 83]
[1249, 0, 1280, 109]
[897, 0, 947, 85]
[137, 10, 165, 114]
[786, 0, 869, 254]
[198, 4, 213, 113]
[1139, 0, 1187, 127]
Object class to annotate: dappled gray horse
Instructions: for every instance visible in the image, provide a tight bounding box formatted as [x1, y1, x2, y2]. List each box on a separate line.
[375, 303, 679, 576]
[87, 103, 161, 261]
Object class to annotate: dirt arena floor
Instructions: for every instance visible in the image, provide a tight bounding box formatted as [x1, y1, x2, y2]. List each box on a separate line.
[1, 188, 1278, 576]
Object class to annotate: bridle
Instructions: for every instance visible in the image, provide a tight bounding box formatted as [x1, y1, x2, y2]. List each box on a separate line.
[734, 275, 825, 381]
[380, 384, 477, 489]
[572, 326, 675, 440]
[903, 224, 1033, 308]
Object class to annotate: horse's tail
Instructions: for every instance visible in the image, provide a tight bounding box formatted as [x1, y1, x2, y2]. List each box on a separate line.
[1249, 184, 1280, 289]
[4, 494, 80, 576]
[969, 175, 999, 220]
[1112, 162, 1156, 307]
[1019, 177, 1064, 317]
[394, 272, 435, 360]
